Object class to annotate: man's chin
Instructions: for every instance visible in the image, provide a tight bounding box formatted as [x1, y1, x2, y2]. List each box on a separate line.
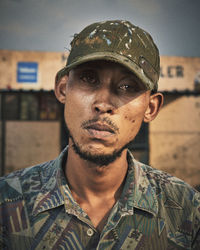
[66, 124, 133, 166]
[72, 142, 125, 166]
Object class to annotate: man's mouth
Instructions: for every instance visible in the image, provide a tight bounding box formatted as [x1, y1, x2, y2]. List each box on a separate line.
[84, 123, 116, 138]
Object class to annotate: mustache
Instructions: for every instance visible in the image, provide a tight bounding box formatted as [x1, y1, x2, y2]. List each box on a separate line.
[81, 117, 119, 134]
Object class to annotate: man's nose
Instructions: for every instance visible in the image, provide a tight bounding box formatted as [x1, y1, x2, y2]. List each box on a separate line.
[91, 87, 115, 114]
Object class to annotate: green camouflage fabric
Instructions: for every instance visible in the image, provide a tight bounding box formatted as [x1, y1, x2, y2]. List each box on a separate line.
[57, 20, 160, 91]
[0, 147, 199, 249]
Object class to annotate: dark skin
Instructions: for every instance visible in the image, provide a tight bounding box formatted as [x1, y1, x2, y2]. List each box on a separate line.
[55, 60, 163, 232]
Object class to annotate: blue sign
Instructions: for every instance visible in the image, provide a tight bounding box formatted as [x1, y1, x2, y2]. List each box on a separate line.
[17, 62, 38, 83]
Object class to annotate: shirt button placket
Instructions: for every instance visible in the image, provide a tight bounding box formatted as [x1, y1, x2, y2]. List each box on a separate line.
[87, 228, 94, 237]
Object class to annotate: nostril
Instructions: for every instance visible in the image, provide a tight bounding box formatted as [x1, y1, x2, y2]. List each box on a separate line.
[95, 107, 100, 112]
[94, 106, 113, 114]
[93, 103, 114, 114]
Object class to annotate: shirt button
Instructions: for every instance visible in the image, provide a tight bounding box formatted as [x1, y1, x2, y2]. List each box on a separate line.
[87, 228, 94, 237]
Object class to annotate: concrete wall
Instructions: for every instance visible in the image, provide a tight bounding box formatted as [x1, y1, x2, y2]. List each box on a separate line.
[159, 56, 200, 91]
[4, 121, 60, 174]
[150, 95, 200, 187]
[0, 50, 68, 90]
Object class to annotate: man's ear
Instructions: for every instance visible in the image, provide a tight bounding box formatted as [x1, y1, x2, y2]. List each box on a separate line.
[54, 75, 68, 104]
[144, 92, 164, 123]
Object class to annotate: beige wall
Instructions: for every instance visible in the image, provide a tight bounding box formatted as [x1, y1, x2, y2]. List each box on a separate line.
[150, 96, 200, 187]
[0, 50, 68, 90]
[5, 121, 60, 174]
[159, 56, 200, 91]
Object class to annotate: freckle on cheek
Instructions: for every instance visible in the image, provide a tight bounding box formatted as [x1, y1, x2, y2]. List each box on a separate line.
[124, 114, 135, 123]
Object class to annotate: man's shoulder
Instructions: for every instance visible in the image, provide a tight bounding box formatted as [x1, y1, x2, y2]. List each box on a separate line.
[140, 163, 188, 186]
[0, 160, 55, 205]
[138, 161, 200, 209]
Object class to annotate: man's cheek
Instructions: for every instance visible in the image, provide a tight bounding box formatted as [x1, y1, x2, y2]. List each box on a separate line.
[122, 107, 136, 124]
[124, 114, 136, 124]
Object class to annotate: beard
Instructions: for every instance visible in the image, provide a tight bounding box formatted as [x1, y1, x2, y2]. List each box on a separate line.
[66, 123, 134, 167]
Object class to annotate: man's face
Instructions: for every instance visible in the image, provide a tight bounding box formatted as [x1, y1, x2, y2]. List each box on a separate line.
[63, 60, 151, 164]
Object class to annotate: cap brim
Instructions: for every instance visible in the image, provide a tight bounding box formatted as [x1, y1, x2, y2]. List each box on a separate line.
[64, 52, 155, 90]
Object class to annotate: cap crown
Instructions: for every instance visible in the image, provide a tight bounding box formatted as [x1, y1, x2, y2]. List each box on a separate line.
[65, 20, 160, 90]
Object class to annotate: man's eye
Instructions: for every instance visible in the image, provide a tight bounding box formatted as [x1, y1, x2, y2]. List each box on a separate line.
[119, 85, 130, 91]
[80, 72, 97, 85]
[118, 82, 141, 93]
[119, 84, 136, 92]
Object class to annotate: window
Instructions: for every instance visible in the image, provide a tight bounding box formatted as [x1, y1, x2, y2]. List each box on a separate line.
[4, 94, 19, 120]
[20, 94, 39, 120]
[128, 122, 149, 164]
[39, 94, 60, 120]
[1, 91, 61, 121]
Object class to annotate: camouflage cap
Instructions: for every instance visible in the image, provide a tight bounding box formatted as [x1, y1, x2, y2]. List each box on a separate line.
[57, 20, 160, 91]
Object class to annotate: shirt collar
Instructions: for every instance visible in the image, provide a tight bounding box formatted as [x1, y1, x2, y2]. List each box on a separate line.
[32, 148, 68, 216]
[33, 147, 158, 217]
[118, 150, 158, 217]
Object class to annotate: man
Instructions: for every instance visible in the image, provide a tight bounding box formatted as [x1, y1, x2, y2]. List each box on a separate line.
[0, 20, 199, 249]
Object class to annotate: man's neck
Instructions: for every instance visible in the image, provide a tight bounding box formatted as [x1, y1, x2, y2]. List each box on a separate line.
[64, 145, 128, 204]
[64, 144, 129, 231]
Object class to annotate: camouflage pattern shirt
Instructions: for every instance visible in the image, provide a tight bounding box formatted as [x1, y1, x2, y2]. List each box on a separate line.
[0, 147, 200, 249]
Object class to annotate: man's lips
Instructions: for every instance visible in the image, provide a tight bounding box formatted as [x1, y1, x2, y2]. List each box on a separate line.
[84, 123, 116, 138]
[85, 123, 115, 133]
